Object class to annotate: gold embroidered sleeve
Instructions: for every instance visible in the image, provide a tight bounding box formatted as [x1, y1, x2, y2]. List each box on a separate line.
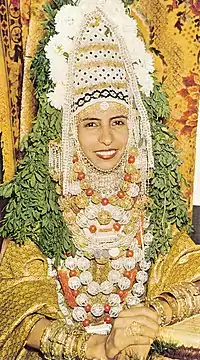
[0, 241, 64, 360]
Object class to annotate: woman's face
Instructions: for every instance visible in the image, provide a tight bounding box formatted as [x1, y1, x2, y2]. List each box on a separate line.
[77, 102, 129, 170]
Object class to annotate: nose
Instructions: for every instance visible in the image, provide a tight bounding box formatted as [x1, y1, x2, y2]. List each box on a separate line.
[98, 125, 114, 146]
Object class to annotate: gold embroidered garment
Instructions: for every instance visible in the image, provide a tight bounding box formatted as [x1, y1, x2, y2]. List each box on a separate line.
[1, 233, 200, 359]
[0, 241, 64, 360]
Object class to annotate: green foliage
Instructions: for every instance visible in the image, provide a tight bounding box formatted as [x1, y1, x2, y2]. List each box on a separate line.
[148, 340, 179, 359]
[0, 0, 190, 263]
[143, 83, 191, 260]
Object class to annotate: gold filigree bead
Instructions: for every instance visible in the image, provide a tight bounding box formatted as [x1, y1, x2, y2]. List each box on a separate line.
[124, 222, 135, 234]
[108, 195, 119, 206]
[75, 193, 89, 209]
[125, 164, 136, 174]
[129, 146, 138, 156]
[56, 184, 62, 195]
[73, 163, 84, 173]
[91, 192, 102, 204]
[120, 181, 130, 192]
[97, 210, 112, 225]
[131, 171, 141, 183]
[80, 180, 91, 190]
[120, 196, 133, 210]
[63, 210, 76, 225]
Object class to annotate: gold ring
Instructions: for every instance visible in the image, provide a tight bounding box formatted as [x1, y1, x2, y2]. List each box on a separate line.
[125, 321, 142, 336]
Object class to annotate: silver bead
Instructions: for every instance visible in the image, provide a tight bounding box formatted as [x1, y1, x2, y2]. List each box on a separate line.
[123, 257, 135, 270]
[132, 282, 145, 296]
[76, 293, 88, 307]
[91, 304, 104, 317]
[72, 307, 86, 322]
[87, 281, 100, 296]
[80, 271, 93, 285]
[108, 293, 121, 306]
[100, 281, 113, 295]
[77, 257, 90, 271]
[68, 276, 81, 290]
[126, 294, 140, 307]
[65, 256, 77, 270]
[139, 259, 151, 271]
[111, 259, 123, 270]
[118, 277, 131, 290]
[108, 270, 121, 284]
[109, 305, 123, 318]
[136, 270, 148, 283]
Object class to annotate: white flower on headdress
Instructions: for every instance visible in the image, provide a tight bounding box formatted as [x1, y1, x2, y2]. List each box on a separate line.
[104, 0, 126, 16]
[134, 64, 154, 97]
[47, 82, 66, 110]
[45, 33, 73, 61]
[55, 5, 83, 37]
[118, 16, 138, 38]
[79, 0, 97, 13]
[140, 52, 154, 74]
[126, 37, 146, 63]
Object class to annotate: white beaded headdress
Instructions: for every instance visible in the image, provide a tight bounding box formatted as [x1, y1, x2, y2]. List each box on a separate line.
[46, 0, 155, 195]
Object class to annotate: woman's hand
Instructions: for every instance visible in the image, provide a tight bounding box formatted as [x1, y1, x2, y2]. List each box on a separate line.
[105, 304, 160, 359]
[86, 334, 107, 359]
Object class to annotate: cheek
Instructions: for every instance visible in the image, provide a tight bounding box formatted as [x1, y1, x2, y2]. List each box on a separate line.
[116, 128, 129, 148]
[78, 128, 97, 154]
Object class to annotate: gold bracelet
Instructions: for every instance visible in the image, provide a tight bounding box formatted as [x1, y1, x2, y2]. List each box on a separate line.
[158, 293, 179, 324]
[77, 331, 91, 360]
[149, 298, 167, 326]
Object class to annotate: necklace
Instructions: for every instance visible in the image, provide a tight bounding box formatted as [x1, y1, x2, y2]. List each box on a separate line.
[49, 147, 154, 333]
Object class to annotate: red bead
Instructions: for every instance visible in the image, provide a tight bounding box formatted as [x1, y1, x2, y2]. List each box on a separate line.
[124, 270, 131, 278]
[78, 172, 85, 180]
[89, 225, 97, 233]
[82, 319, 90, 327]
[104, 314, 112, 324]
[117, 191, 125, 199]
[113, 223, 121, 232]
[73, 154, 78, 163]
[73, 289, 79, 297]
[84, 304, 91, 313]
[69, 270, 77, 277]
[117, 290, 124, 298]
[86, 188, 94, 196]
[104, 304, 111, 313]
[126, 250, 134, 257]
[128, 155, 135, 164]
[124, 173, 131, 182]
[101, 198, 109, 206]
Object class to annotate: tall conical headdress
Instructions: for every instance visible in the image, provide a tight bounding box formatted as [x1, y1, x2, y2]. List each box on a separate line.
[45, 0, 155, 195]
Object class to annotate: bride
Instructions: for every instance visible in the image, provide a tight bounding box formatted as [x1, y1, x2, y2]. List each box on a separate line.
[1, 1, 200, 359]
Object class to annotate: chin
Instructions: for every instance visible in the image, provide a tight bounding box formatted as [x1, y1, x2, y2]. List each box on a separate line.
[92, 158, 121, 171]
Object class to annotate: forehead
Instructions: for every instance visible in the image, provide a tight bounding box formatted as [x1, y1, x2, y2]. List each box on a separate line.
[76, 101, 129, 120]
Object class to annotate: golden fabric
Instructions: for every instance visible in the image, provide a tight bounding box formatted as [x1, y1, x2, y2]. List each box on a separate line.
[1, 234, 200, 359]
[131, 1, 200, 210]
[0, 1, 19, 181]
[0, 241, 64, 360]
[19, 0, 49, 143]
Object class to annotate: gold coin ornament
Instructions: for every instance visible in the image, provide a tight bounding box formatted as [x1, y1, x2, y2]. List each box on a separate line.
[97, 210, 112, 225]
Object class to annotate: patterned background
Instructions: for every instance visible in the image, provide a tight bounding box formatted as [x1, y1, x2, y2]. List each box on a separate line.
[0, 0, 199, 213]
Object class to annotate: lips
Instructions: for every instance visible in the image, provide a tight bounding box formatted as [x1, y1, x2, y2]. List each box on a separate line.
[95, 149, 118, 160]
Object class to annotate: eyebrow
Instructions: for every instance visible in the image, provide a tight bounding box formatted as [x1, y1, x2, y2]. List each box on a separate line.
[81, 114, 128, 122]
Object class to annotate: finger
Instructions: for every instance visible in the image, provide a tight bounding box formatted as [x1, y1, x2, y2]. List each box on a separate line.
[125, 322, 157, 339]
[106, 335, 151, 359]
[114, 315, 159, 332]
[119, 305, 159, 323]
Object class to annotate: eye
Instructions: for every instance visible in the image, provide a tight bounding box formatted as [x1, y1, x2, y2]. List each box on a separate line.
[111, 119, 126, 126]
[84, 121, 99, 128]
